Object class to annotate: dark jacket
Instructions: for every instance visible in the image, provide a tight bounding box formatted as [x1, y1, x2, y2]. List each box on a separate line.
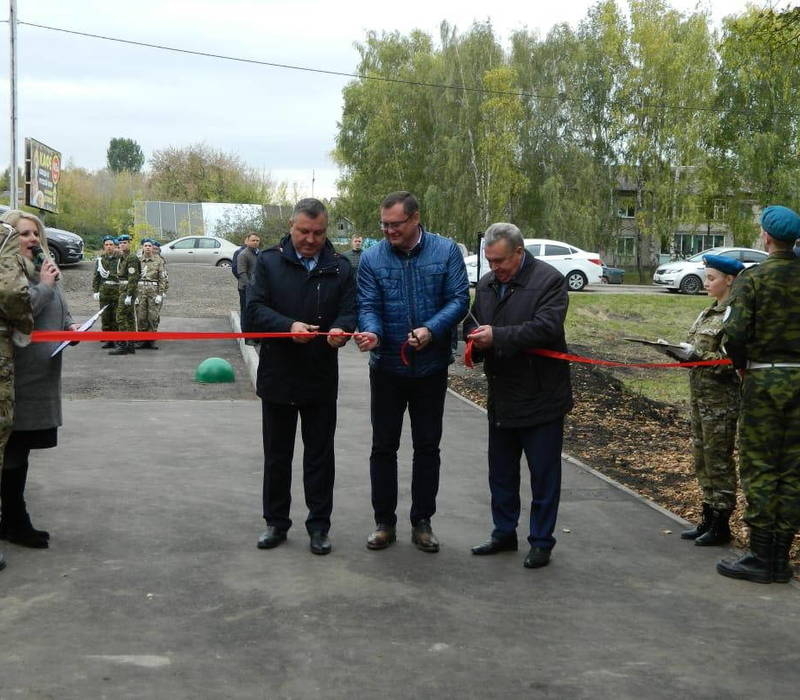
[247, 235, 357, 405]
[357, 228, 469, 377]
[464, 251, 573, 428]
[237, 245, 259, 290]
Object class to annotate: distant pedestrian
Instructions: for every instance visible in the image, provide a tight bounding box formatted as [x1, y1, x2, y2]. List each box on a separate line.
[718, 205, 800, 584]
[354, 191, 469, 553]
[92, 235, 121, 349]
[675, 254, 744, 547]
[135, 241, 168, 349]
[341, 234, 363, 274]
[248, 199, 356, 555]
[463, 222, 572, 569]
[108, 234, 140, 356]
[236, 232, 260, 325]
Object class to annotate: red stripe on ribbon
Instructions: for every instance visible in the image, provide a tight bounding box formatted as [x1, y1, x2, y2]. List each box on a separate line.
[463, 338, 731, 369]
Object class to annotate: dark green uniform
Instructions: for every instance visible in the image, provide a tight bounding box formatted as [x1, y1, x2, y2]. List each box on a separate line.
[724, 251, 800, 535]
[92, 252, 121, 331]
[687, 300, 739, 511]
[114, 252, 141, 333]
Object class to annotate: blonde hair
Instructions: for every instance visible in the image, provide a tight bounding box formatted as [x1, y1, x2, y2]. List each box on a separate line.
[0, 209, 51, 256]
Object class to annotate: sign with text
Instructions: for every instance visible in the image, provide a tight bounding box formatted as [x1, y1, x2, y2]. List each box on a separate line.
[25, 138, 61, 213]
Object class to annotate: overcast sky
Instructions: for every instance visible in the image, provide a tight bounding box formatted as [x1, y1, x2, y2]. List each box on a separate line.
[1, 0, 761, 199]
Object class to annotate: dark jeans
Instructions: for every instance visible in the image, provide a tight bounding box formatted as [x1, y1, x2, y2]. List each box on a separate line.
[487, 418, 564, 550]
[261, 400, 336, 534]
[369, 367, 448, 527]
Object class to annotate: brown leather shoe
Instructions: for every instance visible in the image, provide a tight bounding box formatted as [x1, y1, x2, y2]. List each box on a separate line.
[411, 519, 439, 553]
[366, 524, 396, 550]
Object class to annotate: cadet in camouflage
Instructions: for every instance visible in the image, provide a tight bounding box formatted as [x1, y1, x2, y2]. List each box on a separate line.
[109, 234, 141, 356]
[135, 240, 167, 349]
[718, 204, 800, 584]
[92, 235, 121, 348]
[676, 254, 744, 547]
[0, 211, 37, 572]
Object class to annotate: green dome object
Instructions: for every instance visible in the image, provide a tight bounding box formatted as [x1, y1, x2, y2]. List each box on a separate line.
[195, 357, 235, 383]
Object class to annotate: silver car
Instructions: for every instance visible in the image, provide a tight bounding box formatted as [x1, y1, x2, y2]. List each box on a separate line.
[159, 236, 240, 267]
[652, 246, 767, 294]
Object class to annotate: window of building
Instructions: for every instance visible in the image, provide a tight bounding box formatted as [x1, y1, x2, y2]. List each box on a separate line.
[617, 237, 636, 257]
[713, 199, 728, 221]
[673, 233, 725, 256]
[617, 204, 636, 218]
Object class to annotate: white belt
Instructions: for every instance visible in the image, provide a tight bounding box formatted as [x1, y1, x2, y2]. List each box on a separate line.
[747, 361, 800, 369]
[102, 280, 120, 285]
[138, 280, 158, 285]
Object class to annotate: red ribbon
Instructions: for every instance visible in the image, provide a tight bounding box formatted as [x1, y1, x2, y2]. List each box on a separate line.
[463, 338, 731, 369]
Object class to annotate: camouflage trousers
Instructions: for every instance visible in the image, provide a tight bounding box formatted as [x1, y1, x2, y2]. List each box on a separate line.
[739, 369, 800, 534]
[0, 337, 15, 476]
[690, 391, 739, 510]
[115, 289, 136, 332]
[99, 282, 120, 331]
[135, 283, 161, 331]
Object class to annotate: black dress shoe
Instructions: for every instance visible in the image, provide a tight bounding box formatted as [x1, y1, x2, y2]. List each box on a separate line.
[411, 519, 440, 553]
[471, 536, 518, 555]
[367, 524, 397, 550]
[523, 547, 551, 569]
[309, 531, 332, 555]
[257, 526, 287, 549]
[0, 525, 49, 549]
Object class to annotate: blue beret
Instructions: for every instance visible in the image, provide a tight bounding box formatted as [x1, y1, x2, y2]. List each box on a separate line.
[703, 254, 745, 276]
[102, 235, 115, 242]
[152, 241, 161, 248]
[761, 205, 800, 242]
[117, 234, 131, 242]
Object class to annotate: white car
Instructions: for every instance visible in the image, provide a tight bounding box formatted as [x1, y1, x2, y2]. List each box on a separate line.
[159, 236, 241, 267]
[652, 246, 767, 294]
[466, 238, 604, 291]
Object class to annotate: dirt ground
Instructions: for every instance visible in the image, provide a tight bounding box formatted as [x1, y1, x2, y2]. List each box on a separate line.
[449, 345, 800, 566]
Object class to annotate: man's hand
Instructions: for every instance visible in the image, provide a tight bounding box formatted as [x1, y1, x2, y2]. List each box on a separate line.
[327, 327, 349, 348]
[407, 326, 432, 350]
[68, 323, 81, 346]
[468, 325, 493, 350]
[354, 331, 379, 352]
[291, 321, 319, 344]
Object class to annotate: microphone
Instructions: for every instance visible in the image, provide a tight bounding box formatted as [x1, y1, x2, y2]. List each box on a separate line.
[32, 246, 60, 281]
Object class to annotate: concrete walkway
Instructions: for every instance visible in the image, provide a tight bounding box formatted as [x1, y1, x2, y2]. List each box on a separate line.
[0, 324, 797, 699]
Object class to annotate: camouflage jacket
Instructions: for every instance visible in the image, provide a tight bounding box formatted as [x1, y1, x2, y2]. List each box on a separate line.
[139, 255, 168, 294]
[92, 253, 120, 292]
[116, 252, 141, 297]
[687, 298, 738, 395]
[0, 230, 34, 335]
[724, 251, 800, 369]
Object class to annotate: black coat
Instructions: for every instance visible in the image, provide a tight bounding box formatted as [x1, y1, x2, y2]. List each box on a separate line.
[464, 251, 573, 428]
[246, 236, 357, 405]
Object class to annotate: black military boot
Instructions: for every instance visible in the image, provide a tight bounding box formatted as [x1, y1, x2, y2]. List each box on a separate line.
[108, 342, 128, 355]
[695, 508, 732, 546]
[127, 341, 136, 354]
[681, 502, 712, 540]
[101, 341, 116, 349]
[717, 526, 773, 584]
[773, 531, 796, 584]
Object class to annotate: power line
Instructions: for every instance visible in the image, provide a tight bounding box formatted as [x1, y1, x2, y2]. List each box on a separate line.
[16, 19, 800, 118]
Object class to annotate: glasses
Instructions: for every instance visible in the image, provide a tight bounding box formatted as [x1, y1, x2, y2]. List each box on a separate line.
[379, 215, 412, 231]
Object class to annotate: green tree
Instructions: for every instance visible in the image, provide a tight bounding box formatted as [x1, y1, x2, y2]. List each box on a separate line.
[107, 138, 145, 173]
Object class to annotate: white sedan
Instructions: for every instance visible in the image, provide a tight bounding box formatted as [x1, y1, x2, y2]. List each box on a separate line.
[159, 236, 241, 267]
[652, 246, 767, 294]
[466, 238, 604, 291]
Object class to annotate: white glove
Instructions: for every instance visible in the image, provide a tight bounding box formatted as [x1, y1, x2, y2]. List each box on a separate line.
[154, 295, 162, 304]
[11, 329, 31, 348]
[93, 292, 100, 301]
[124, 296, 132, 306]
[672, 342, 697, 362]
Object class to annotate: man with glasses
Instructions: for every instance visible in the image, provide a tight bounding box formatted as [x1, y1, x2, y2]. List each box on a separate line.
[354, 191, 469, 552]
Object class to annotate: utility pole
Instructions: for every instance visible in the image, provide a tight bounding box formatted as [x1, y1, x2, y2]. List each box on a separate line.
[9, 0, 18, 208]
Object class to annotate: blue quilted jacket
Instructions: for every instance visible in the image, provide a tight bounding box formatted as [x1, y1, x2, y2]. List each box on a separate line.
[357, 228, 469, 377]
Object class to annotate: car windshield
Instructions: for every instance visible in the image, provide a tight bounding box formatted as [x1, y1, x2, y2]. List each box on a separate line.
[686, 248, 724, 262]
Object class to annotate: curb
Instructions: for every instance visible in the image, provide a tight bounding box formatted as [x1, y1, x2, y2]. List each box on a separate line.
[229, 310, 258, 392]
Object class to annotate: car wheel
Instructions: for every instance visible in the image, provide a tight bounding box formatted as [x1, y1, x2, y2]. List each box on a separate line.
[601, 275, 609, 284]
[216, 259, 232, 268]
[566, 270, 587, 291]
[48, 246, 62, 265]
[679, 274, 702, 295]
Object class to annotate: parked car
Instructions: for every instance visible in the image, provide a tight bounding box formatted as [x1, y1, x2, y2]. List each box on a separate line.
[159, 236, 240, 267]
[0, 204, 84, 265]
[601, 265, 625, 284]
[652, 246, 768, 294]
[465, 238, 604, 291]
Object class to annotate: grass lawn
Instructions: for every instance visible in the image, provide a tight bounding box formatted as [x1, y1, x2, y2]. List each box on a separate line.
[565, 292, 711, 406]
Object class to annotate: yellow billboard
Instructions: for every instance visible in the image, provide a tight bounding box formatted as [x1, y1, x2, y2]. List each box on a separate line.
[25, 138, 61, 213]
